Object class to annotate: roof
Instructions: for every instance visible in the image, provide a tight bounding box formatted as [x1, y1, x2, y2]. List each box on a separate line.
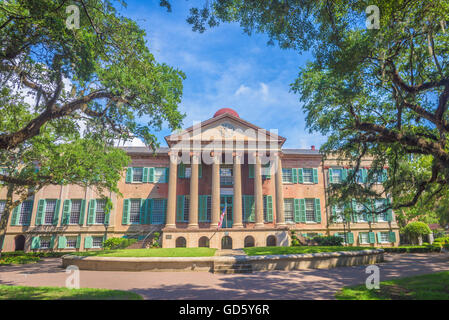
[282, 149, 321, 155]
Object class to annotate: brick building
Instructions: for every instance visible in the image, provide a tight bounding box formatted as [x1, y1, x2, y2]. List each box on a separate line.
[0, 108, 400, 251]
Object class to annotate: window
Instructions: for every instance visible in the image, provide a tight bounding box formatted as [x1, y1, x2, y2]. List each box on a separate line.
[356, 169, 366, 183]
[184, 167, 191, 178]
[263, 196, 267, 221]
[69, 200, 81, 225]
[331, 168, 343, 183]
[44, 200, 57, 225]
[95, 200, 106, 224]
[129, 199, 141, 224]
[335, 233, 347, 244]
[132, 167, 143, 182]
[92, 236, 103, 248]
[303, 168, 314, 183]
[40, 237, 51, 249]
[371, 171, 384, 184]
[305, 199, 315, 222]
[261, 163, 271, 177]
[183, 195, 190, 222]
[19, 200, 33, 225]
[66, 237, 77, 249]
[359, 232, 369, 244]
[152, 199, 166, 224]
[0, 201, 5, 223]
[220, 167, 233, 185]
[374, 199, 387, 222]
[206, 196, 212, 221]
[354, 202, 367, 222]
[284, 199, 294, 223]
[282, 169, 292, 183]
[334, 205, 345, 222]
[154, 167, 167, 183]
[379, 232, 390, 243]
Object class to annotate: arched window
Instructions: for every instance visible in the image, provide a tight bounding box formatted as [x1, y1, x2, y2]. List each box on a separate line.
[221, 236, 232, 249]
[244, 236, 255, 247]
[266, 235, 276, 247]
[175, 237, 186, 248]
[198, 236, 210, 248]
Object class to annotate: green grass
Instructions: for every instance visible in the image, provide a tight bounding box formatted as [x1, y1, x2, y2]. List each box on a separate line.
[0, 251, 66, 265]
[336, 271, 449, 300]
[0, 285, 142, 300]
[243, 246, 372, 256]
[71, 247, 217, 257]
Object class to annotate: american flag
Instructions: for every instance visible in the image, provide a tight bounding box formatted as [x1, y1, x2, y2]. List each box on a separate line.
[217, 204, 227, 229]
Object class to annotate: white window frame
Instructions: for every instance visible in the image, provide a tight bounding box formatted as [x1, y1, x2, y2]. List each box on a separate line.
[283, 199, 294, 223]
[92, 236, 103, 248]
[66, 237, 77, 249]
[282, 169, 293, 184]
[359, 232, 370, 244]
[303, 168, 314, 184]
[132, 167, 143, 183]
[379, 232, 390, 243]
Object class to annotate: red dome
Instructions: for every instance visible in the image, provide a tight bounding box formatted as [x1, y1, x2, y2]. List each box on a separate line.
[213, 108, 239, 118]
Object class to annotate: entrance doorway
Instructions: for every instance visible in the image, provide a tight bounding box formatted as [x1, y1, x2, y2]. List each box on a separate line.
[14, 235, 25, 251]
[220, 195, 233, 228]
[221, 236, 232, 249]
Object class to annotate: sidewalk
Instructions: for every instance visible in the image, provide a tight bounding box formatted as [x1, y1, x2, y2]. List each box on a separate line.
[0, 253, 448, 299]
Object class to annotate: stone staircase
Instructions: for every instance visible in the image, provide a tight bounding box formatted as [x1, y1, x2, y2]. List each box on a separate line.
[125, 226, 162, 249]
[213, 261, 253, 274]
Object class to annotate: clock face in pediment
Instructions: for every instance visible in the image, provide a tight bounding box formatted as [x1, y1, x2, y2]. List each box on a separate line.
[219, 122, 236, 138]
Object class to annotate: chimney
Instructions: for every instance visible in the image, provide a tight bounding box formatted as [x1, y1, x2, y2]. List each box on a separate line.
[311, 145, 316, 151]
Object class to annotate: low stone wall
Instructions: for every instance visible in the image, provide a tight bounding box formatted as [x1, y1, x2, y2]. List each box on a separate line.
[62, 249, 384, 272]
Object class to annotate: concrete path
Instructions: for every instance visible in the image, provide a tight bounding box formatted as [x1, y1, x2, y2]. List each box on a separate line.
[0, 253, 448, 300]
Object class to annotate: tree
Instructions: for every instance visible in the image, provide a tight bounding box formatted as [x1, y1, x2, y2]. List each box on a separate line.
[402, 221, 432, 245]
[0, 0, 185, 251]
[170, 0, 449, 217]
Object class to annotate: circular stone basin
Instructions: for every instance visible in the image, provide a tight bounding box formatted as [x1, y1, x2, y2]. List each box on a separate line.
[61, 249, 384, 272]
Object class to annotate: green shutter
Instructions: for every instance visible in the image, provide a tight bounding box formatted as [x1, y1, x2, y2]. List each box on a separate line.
[53, 199, 61, 225]
[76, 235, 81, 249]
[62, 200, 71, 225]
[35, 199, 46, 226]
[369, 232, 376, 244]
[84, 236, 93, 249]
[198, 195, 207, 222]
[389, 231, 396, 243]
[79, 199, 86, 225]
[176, 195, 185, 222]
[249, 164, 254, 178]
[292, 168, 298, 183]
[122, 199, 130, 225]
[382, 169, 388, 182]
[199, 165, 202, 178]
[139, 199, 145, 224]
[265, 195, 273, 222]
[298, 168, 304, 183]
[386, 198, 393, 222]
[313, 168, 318, 184]
[342, 169, 348, 181]
[31, 236, 40, 249]
[377, 232, 382, 243]
[314, 198, 321, 222]
[164, 168, 169, 183]
[299, 199, 306, 222]
[162, 199, 167, 224]
[328, 168, 333, 183]
[362, 169, 368, 183]
[87, 199, 96, 225]
[11, 204, 21, 226]
[243, 195, 255, 222]
[58, 236, 66, 249]
[125, 167, 133, 183]
[149, 167, 155, 183]
[178, 163, 185, 178]
[347, 232, 354, 244]
[142, 167, 149, 183]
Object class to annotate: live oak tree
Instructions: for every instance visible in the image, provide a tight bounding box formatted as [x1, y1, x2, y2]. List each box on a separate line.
[171, 0, 449, 220]
[0, 0, 185, 249]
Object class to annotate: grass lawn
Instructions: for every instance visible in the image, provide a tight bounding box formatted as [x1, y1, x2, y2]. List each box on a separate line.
[0, 285, 142, 300]
[0, 251, 66, 265]
[243, 246, 371, 256]
[336, 271, 449, 300]
[71, 247, 217, 257]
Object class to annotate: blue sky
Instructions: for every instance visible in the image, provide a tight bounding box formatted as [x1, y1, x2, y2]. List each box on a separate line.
[119, 0, 327, 149]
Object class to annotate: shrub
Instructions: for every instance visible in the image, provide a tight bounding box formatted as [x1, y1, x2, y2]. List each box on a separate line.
[290, 230, 301, 247]
[402, 222, 432, 237]
[313, 235, 343, 246]
[382, 245, 441, 253]
[103, 238, 137, 250]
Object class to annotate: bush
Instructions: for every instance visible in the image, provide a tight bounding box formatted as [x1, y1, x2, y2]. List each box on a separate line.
[382, 245, 441, 253]
[313, 235, 343, 246]
[402, 222, 432, 237]
[290, 230, 301, 247]
[103, 238, 137, 250]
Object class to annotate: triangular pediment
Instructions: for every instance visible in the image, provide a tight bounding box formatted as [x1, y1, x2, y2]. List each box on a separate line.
[165, 112, 286, 146]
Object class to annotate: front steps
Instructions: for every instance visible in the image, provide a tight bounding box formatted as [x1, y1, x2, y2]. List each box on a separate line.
[213, 262, 253, 274]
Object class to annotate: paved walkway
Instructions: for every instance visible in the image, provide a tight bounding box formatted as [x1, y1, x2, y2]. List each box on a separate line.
[0, 253, 448, 299]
